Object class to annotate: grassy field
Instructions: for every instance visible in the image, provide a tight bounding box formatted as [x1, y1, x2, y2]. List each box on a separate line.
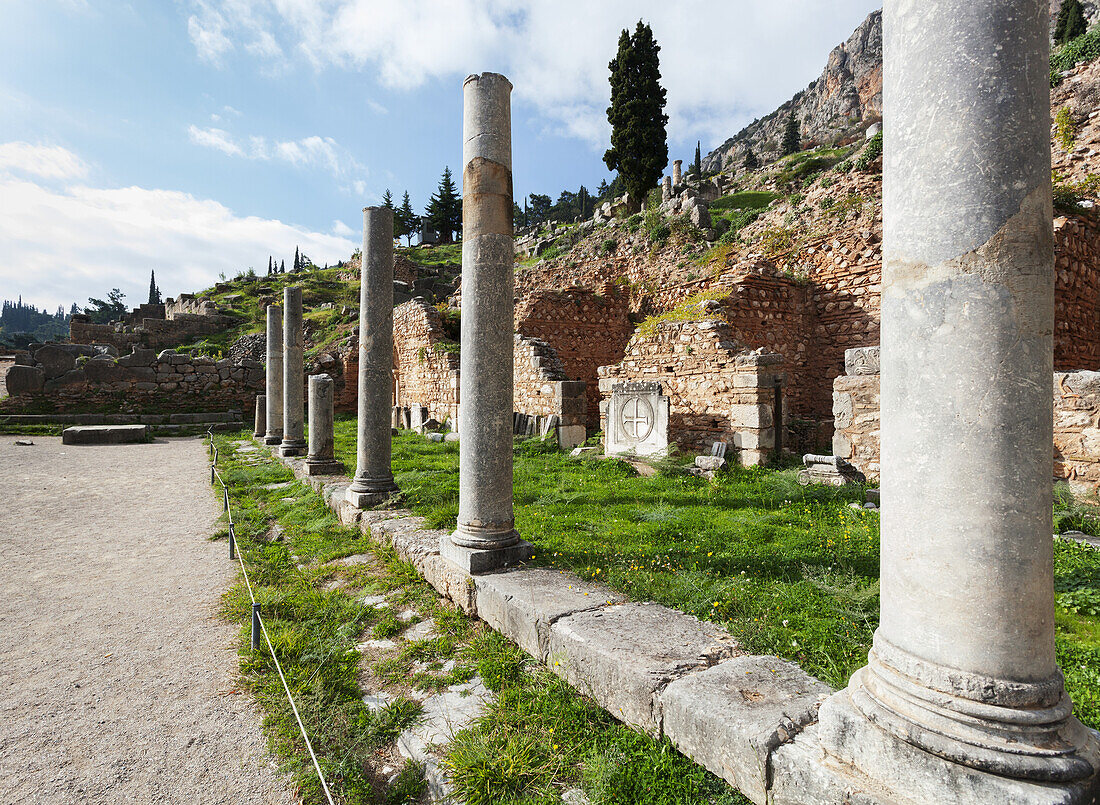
[212, 432, 747, 805]
[331, 419, 1100, 730]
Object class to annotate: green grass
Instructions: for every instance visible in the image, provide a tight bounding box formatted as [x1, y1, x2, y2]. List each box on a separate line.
[331, 420, 1100, 731]
[709, 191, 779, 213]
[402, 242, 462, 267]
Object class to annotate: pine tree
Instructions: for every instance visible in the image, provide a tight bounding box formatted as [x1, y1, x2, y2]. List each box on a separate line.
[382, 189, 395, 211]
[782, 110, 801, 156]
[603, 21, 669, 210]
[293, 246, 300, 272]
[397, 191, 416, 246]
[743, 147, 759, 171]
[424, 167, 462, 242]
[596, 179, 610, 199]
[693, 141, 702, 179]
[1055, 0, 1088, 45]
[147, 270, 161, 305]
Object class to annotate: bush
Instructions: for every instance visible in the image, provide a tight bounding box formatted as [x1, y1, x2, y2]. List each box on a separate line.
[853, 132, 883, 172]
[599, 237, 618, 256]
[1056, 106, 1077, 151]
[1051, 27, 1100, 83]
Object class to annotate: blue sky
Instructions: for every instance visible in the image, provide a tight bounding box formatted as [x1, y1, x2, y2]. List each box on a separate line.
[0, 0, 879, 312]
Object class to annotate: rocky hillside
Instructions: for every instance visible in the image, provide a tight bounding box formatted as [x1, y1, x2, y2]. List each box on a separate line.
[701, 10, 882, 175]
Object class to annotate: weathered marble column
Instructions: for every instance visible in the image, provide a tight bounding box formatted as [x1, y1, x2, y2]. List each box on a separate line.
[263, 305, 283, 446]
[661, 175, 672, 202]
[672, 159, 682, 186]
[817, 0, 1099, 800]
[279, 286, 307, 457]
[440, 72, 531, 573]
[305, 374, 343, 476]
[345, 207, 400, 508]
[253, 394, 266, 438]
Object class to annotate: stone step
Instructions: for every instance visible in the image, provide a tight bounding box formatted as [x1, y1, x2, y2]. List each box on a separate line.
[61, 425, 151, 445]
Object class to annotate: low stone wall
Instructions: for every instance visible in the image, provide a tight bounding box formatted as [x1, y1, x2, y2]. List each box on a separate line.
[1, 345, 263, 415]
[832, 347, 1100, 492]
[392, 300, 461, 424]
[598, 319, 785, 463]
[70, 309, 238, 353]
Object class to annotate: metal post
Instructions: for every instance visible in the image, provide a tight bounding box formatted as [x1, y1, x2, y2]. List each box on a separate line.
[228, 523, 236, 561]
[251, 603, 261, 651]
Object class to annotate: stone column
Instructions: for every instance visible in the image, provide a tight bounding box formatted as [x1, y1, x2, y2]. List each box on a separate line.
[672, 159, 682, 186]
[305, 374, 343, 476]
[253, 394, 266, 438]
[346, 207, 400, 508]
[263, 305, 283, 446]
[818, 0, 1099, 799]
[440, 72, 531, 573]
[662, 175, 672, 202]
[279, 286, 306, 457]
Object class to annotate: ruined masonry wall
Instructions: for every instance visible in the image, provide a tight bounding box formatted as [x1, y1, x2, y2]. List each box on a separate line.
[598, 319, 784, 460]
[390, 300, 460, 424]
[514, 286, 634, 424]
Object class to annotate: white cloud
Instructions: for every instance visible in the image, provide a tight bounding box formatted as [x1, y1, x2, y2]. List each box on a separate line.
[0, 142, 88, 180]
[185, 0, 879, 150]
[331, 219, 354, 237]
[187, 5, 232, 65]
[187, 126, 367, 189]
[0, 171, 356, 311]
[366, 99, 388, 115]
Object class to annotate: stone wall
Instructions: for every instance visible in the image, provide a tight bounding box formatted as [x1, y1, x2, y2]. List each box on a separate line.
[391, 299, 461, 425]
[70, 309, 238, 353]
[1053, 215, 1100, 369]
[514, 285, 634, 424]
[832, 347, 1100, 493]
[1, 345, 263, 415]
[598, 319, 786, 463]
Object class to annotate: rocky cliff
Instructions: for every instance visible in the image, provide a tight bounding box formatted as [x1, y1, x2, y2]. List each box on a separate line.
[702, 10, 882, 175]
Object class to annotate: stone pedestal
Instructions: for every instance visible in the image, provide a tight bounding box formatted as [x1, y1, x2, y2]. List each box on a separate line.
[346, 207, 400, 508]
[817, 0, 1100, 798]
[253, 394, 266, 438]
[604, 381, 670, 458]
[280, 286, 306, 457]
[441, 72, 533, 573]
[264, 305, 283, 445]
[305, 374, 343, 476]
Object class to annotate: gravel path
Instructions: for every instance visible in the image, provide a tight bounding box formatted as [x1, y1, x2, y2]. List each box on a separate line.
[0, 436, 297, 805]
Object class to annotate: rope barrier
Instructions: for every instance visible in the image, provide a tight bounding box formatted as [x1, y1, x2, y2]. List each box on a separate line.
[207, 431, 335, 805]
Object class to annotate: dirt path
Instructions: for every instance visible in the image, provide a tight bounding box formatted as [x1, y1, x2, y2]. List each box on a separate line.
[0, 436, 296, 805]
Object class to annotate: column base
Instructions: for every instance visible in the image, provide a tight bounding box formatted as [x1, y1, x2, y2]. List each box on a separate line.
[440, 535, 533, 574]
[305, 459, 345, 476]
[345, 476, 400, 509]
[253, 429, 265, 439]
[279, 439, 307, 457]
[263, 433, 283, 446]
[818, 683, 1100, 805]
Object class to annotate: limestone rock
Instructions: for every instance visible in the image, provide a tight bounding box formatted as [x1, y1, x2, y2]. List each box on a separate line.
[5, 365, 45, 395]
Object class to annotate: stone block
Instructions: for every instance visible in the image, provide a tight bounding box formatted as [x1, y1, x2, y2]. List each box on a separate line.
[61, 425, 150, 445]
[659, 655, 833, 803]
[844, 346, 880, 376]
[694, 455, 727, 471]
[605, 381, 670, 458]
[418, 553, 478, 614]
[83, 360, 126, 383]
[557, 424, 586, 449]
[439, 536, 534, 576]
[730, 403, 773, 429]
[5, 365, 45, 395]
[547, 602, 739, 735]
[474, 568, 625, 660]
[33, 345, 76, 379]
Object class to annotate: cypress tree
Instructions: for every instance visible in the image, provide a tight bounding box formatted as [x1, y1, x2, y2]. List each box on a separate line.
[267, 256, 273, 275]
[280, 259, 286, 274]
[293, 246, 300, 272]
[1055, 0, 1088, 45]
[603, 21, 669, 210]
[693, 141, 702, 179]
[743, 147, 759, 171]
[781, 110, 801, 156]
[147, 269, 161, 305]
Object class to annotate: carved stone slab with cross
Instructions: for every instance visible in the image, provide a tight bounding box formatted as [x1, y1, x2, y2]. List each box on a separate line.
[604, 381, 670, 458]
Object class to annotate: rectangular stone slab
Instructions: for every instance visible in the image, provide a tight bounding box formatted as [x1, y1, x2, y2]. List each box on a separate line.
[61, 425, 150, 445]
[474, 567, 626, 660]
[659, 654, 833, 804]
[547, 602, 739, 735]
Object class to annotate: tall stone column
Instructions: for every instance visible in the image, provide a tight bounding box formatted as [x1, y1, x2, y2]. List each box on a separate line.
[672, 159, 682, 186]
[346, 207, 400, 508]
[305, 374, 343, 476]
[279, 286, 306, 457]
[661, 175, 672, 202]
[818, 0, 1099, 800]
[253, 394, 266, 439]
[440, 72, 531, 574]
[263, 305, 283, 446]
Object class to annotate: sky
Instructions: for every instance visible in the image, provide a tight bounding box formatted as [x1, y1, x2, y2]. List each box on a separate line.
[0, 0, 880, 313]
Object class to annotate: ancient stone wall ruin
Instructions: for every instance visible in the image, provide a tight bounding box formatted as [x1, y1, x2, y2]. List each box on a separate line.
[598, 319, 785, 463]
[1, 344, 263, 415]
[391, 299, 460, 424]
